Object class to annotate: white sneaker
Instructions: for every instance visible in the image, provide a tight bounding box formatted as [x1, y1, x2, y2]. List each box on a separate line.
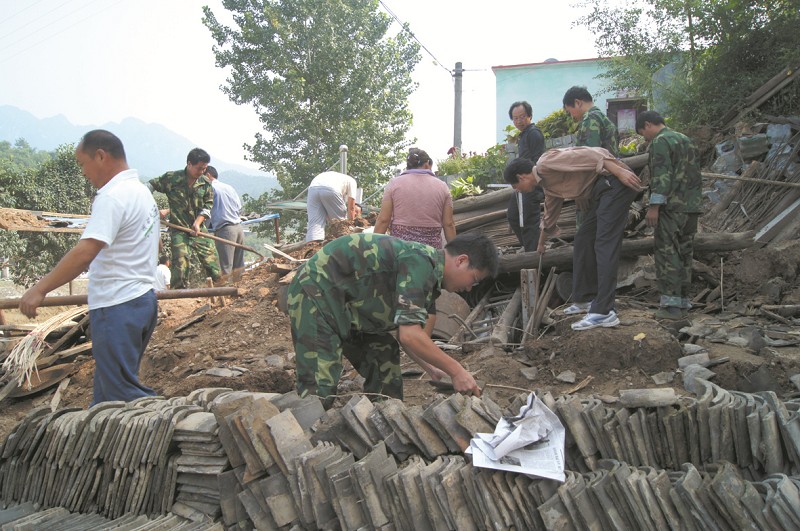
[571, 311, 620, 331]
[562, 302, 591, 315]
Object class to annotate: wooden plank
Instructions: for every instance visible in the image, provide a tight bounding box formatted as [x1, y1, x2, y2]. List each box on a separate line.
[755, 197, 800, 244]
[40, 313, 90, 359]
[37, 342, 92, 369]
[0, 225, 84, 233]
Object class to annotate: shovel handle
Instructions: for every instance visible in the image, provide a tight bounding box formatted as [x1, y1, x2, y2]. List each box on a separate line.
[161, 220, 265, 258]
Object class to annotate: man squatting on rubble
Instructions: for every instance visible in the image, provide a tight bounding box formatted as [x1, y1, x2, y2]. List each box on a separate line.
[636, 110, 703, 320]
[19, 130, 160, 405]
[504, 147, 643, 331]
[507, 101, 545, 251]
[287, 232, 499, 408]
[146, 148, 222, 289]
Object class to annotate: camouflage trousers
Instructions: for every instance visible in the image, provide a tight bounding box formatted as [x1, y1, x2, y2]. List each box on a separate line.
[287, 287, 402, 408]
[654, 211, 698, 308]
[169, 230, 222, 289]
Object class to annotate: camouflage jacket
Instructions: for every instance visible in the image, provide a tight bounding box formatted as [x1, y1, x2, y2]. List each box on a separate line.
[147, 169, 214, 230]
[290, 233, 443, 337]
[647, 127, 703, 213]
[576, 106, 620, 157]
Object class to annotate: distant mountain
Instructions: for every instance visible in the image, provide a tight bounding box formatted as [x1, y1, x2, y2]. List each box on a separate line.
[0, 105, 279, 199]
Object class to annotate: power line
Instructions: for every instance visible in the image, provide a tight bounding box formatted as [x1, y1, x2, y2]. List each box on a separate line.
[0, 0, 49, 26]
[378, 0, 454, 76]
[0, 0, 74, 44]
[0, 0, 126, 64]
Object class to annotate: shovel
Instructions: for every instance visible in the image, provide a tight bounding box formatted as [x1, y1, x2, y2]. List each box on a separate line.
[161, 220, 266, 259]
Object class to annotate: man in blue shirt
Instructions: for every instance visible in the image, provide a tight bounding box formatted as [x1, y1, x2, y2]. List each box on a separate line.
[206, 166, 245, 283]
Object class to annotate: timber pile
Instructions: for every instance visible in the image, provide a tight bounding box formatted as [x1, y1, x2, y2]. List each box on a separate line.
[705, 126, 800, 244]
[2, 384, 800, 528]
[452, 187, 577, 248]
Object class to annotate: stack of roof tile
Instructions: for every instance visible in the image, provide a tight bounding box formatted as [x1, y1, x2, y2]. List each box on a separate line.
[2, 385, 800, 529]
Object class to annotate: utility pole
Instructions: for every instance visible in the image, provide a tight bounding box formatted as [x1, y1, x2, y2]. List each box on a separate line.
[453, 61, 463, 154]
[339, 145, 348, 175]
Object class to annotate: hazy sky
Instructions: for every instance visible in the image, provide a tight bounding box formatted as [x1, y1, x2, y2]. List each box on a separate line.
[0, 0, 600, 171]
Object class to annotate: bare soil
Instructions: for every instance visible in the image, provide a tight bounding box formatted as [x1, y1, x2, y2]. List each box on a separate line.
[0, 208, 50, 230]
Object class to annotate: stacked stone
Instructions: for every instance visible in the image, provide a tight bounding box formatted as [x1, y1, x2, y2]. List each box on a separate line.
[552, 379, 800, 479]
[2, 384, 800, 528]
[0, 396, 189, 518]
[170, 411, 229, 521]
[0, 502, 223, 530]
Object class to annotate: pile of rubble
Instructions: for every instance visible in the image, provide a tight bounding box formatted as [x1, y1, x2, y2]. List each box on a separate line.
[1, 381, 799, 529]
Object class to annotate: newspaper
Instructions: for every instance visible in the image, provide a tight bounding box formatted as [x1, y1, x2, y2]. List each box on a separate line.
[465, 392, 565, 482]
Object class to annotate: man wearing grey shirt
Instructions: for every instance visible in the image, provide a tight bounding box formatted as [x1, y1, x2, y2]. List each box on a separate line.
[206, 166, 245, 283]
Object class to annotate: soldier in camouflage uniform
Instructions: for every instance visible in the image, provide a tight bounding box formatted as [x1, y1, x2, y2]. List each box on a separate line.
[637, 111, 702, 320]
[563, 86, 621, 227]
[287, 232, 498, 407]
[147, 148, 222, 289]
[563, 86, 620, 156]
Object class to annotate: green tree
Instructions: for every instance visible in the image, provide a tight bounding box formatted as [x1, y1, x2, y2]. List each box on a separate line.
[0, 139, 51, 173]
[202, 0, 420, 204]
[0, 143, 94, 286]
[573, 0, 800, 126]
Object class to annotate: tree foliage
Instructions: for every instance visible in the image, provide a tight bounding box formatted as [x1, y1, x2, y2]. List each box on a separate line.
[436, 144, 508, 191]
[0, 142, 94, 286]
[573, 0, 800, 127]
[535, 109, 577, 139]
[202, 0, 421, 203]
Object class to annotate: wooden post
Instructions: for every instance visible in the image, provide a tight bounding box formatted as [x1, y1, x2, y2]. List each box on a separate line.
[520, 269, 537, 330]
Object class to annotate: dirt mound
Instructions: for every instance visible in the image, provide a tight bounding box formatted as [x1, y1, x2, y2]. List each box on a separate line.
[141, 255, 303, 398]
[706, 240, 800, 304]
[455, 306, 684, 402]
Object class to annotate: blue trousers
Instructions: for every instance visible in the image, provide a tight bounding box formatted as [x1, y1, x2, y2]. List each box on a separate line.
[89, 290, 158, 405]
[572, 176, 638, 315]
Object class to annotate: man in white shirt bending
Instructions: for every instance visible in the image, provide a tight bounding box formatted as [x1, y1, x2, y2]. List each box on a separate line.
[305, 171, 357, 241]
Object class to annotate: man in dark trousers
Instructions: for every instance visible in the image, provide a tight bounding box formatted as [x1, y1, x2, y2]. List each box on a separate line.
[504, 148, 642, 331]
[507, 101, 545, 251]
[20, 130, 160, 404]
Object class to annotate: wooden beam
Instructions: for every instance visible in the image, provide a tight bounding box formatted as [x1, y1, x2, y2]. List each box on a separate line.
[0, 287, 240, 310]
[498, 231, 756, 274]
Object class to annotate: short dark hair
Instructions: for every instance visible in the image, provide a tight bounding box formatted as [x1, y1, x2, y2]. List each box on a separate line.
[159, 255, 170, 265]
[407, 148, 432, 170]
[205, 165, 219, 179]
[187, 148, 210, 165]
[508, 101, 532, 120]
[79, 129, 126, 160]
[445, 233, 499, 278]
[562, 86, 593, 107]
[503, 158, 534, 184]
[636, 110, 665, 131]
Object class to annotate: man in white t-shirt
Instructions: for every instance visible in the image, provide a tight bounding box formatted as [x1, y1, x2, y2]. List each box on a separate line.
[155, 256, 171, 290]
[305, 171, 357, 241]
[20, 130, 160, 405]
